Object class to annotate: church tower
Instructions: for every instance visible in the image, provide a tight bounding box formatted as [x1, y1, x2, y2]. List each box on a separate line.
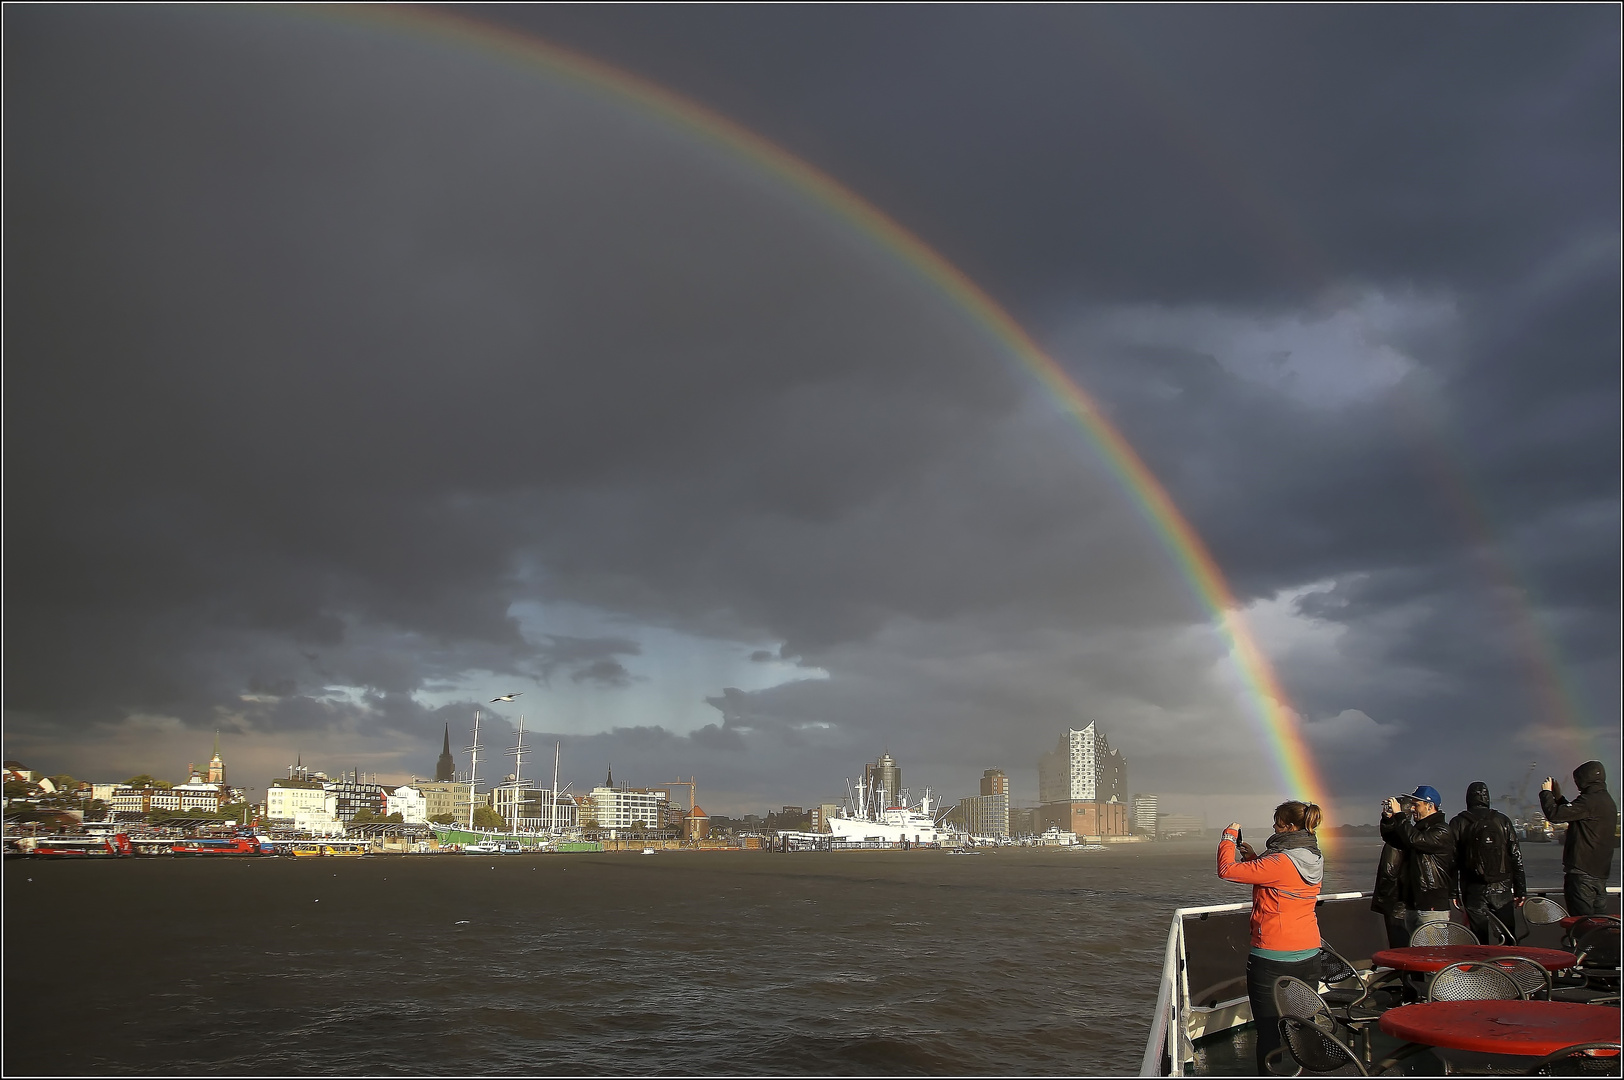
[208, 730, 226, 786]
[435, 723, 456, 782]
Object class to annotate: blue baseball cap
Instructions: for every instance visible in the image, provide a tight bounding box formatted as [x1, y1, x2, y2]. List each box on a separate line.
[1403, 785, 1442, 806]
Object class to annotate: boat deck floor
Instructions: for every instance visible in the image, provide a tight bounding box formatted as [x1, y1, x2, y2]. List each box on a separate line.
[1192, 1022, 1449, 1076]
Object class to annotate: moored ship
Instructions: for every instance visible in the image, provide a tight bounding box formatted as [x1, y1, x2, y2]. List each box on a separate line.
[170, 834, 278, 857]
[10, 834, 134, 858]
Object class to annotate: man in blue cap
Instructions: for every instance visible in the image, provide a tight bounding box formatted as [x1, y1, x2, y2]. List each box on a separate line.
[1382, 785, 1458, 940]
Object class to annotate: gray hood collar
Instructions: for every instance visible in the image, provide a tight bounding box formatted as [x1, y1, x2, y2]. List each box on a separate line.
[1280, 845, 1324, 886]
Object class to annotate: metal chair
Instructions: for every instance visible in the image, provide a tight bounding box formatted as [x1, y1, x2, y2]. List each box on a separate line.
[1275, 1016, 1432, 1077]
[1522, 1042, 1623, 1077]
[1410, 920, 1481, 947]
[1487, 955, 1551, 1000]
[1427, 961, 1524, 1002]
[1522, 896, 1568, 925]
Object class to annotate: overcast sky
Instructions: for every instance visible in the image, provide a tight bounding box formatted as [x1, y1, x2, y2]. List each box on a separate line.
[5, 6, 1617, 825]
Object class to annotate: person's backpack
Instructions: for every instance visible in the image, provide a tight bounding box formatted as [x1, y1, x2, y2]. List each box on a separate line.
[1461, 810, 1512, 881]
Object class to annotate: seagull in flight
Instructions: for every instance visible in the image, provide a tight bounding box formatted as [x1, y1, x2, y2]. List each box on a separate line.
[490, 693, 523, 703]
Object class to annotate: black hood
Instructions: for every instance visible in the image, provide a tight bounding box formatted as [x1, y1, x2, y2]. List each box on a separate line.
[1466, 781, 1491, 809]
[1573, 760, 1608, 791]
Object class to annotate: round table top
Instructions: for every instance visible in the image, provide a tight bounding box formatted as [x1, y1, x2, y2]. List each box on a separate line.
[1371, 945, 1578, 972]
[1561, 915, 1621, 930]
[1379, 1000, 1621, 1057]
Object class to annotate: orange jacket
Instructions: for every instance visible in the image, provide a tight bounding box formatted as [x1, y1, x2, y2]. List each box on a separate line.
[1217, 826, 1322, 953]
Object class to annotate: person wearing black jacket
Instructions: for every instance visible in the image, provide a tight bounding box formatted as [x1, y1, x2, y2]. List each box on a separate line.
[1540, 760, 1618, 916]
[1450, 782, 1526, 943]
[1381, 785, 1457, 936]
[1370, 834, 1410, 947]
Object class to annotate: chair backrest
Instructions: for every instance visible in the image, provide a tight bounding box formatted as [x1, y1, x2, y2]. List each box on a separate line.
[1317, 940, 1360, 987]
[1486, 955, 1550, 1000]
[1427, 961, 1524, 1002]
[1524, 895, 1568, 924]
[1525, 1041, 1623, 1077]
[1278, 1016, 1368, 1076]
[1409, 920, 1479, 947]
[1273, 974, 1335, 1026]
[1574, 925, 1620, 971]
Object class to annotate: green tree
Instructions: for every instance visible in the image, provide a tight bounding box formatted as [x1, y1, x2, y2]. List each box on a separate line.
[82, 799, 110, 822]
[428, 812, 455, 825]
[383, 812, 404, 824]
[4, 779, 36, 800]
[125, 775, 172, 789]
[48, 774, 78, 792]
[471, 805, 506, 830]
[351, 809, 381, 825]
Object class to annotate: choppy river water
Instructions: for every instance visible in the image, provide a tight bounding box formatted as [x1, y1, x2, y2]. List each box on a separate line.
[3, 837, 1585, 1075]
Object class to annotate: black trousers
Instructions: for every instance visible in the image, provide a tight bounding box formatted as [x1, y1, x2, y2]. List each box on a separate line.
[1462, 881, 1518, 943]
[1565, 869, 1605, 916]
[1247, 952, 1322, 1075]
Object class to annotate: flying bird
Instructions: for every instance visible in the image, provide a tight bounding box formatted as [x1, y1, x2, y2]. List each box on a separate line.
[490, 693, 522, 703]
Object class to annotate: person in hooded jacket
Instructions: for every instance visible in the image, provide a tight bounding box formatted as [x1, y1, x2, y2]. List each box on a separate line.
[1217, 800, 1323, 1075]
[1381, 785, 1457, 936]
[1370, 830, 1410, 948]
[1450, 782, 1526, 944]
[1540, 760, 1618, 916]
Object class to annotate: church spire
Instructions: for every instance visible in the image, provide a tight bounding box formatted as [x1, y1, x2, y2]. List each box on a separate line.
[606, 762, 614, 789]
[435, 722, 456, 782]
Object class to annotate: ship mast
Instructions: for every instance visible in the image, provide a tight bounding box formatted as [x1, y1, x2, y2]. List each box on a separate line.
[464, 711, 483, 831]
[507, 717, 528, 836]
[551, 741, 561, 835]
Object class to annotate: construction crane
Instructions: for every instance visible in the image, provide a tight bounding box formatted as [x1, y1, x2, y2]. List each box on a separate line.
[1507, 761, 1539, 825]
[664, 777, 696, 814]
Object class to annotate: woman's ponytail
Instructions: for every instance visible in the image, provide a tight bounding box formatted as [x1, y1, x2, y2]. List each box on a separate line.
[1274, 800, 1322, 833]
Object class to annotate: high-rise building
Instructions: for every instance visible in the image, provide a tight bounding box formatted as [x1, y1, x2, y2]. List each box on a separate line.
[1037, 723, 1130, 837]
[434, 724, 456, 782]
[1132, 793, 1159, 835]
[959, 792, 1010, 837]
[980, 769, 1010, 798]
[1038, 722, 1126, 803]
[863, 752, 902, 809]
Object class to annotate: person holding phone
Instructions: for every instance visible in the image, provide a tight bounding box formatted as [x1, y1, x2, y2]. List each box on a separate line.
[1381, 785, 1457, 937]
[1540, 761, 1617, 916]
[1217, 800, 1323, 1075]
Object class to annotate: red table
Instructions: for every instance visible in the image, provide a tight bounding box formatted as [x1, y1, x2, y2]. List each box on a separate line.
[1372, 945, 1579, 973]
[1380, 1000, 1621, 1057]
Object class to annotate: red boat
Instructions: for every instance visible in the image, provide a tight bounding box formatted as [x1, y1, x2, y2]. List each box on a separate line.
[170, 834, 278, 857]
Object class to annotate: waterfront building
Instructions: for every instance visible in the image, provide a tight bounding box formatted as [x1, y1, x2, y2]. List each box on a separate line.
[434, 723, 456, 782]
[109, 785, 173, 817]
[267, 778, 342, 832]
[385, 785, 429, 825]
[1132, 793, 1159, 836]
[91, 782, 119, 804]
[1036, 722, 1129, 837]
[980, 769, 1010, 798]
[413, 780, 479, 824]
[1038, 799, 1129, 837]
[588, 786, 669, 835]
[1155, 812, 1206, 839]
[683, 805, 710, 840]
[863, 753, 902, 809]
[324, 773, 387, 823]
[172, 779, 226, 813]
[1038, 722, 1125, 804]
[959, 792, 1011, 837]
[810, 802, 842, 833]
[1009, 803, 1041, 837]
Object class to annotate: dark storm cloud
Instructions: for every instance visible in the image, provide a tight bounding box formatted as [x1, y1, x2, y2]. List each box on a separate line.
[5, 6, 1616, 817]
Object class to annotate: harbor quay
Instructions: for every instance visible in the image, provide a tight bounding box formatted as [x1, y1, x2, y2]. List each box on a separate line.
[6, 722, 1166, 860]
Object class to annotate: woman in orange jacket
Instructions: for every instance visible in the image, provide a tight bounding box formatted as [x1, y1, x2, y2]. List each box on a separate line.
[1217, 800, 1324, 1074]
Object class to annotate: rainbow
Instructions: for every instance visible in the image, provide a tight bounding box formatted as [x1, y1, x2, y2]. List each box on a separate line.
[295, 6, 1333, 810]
